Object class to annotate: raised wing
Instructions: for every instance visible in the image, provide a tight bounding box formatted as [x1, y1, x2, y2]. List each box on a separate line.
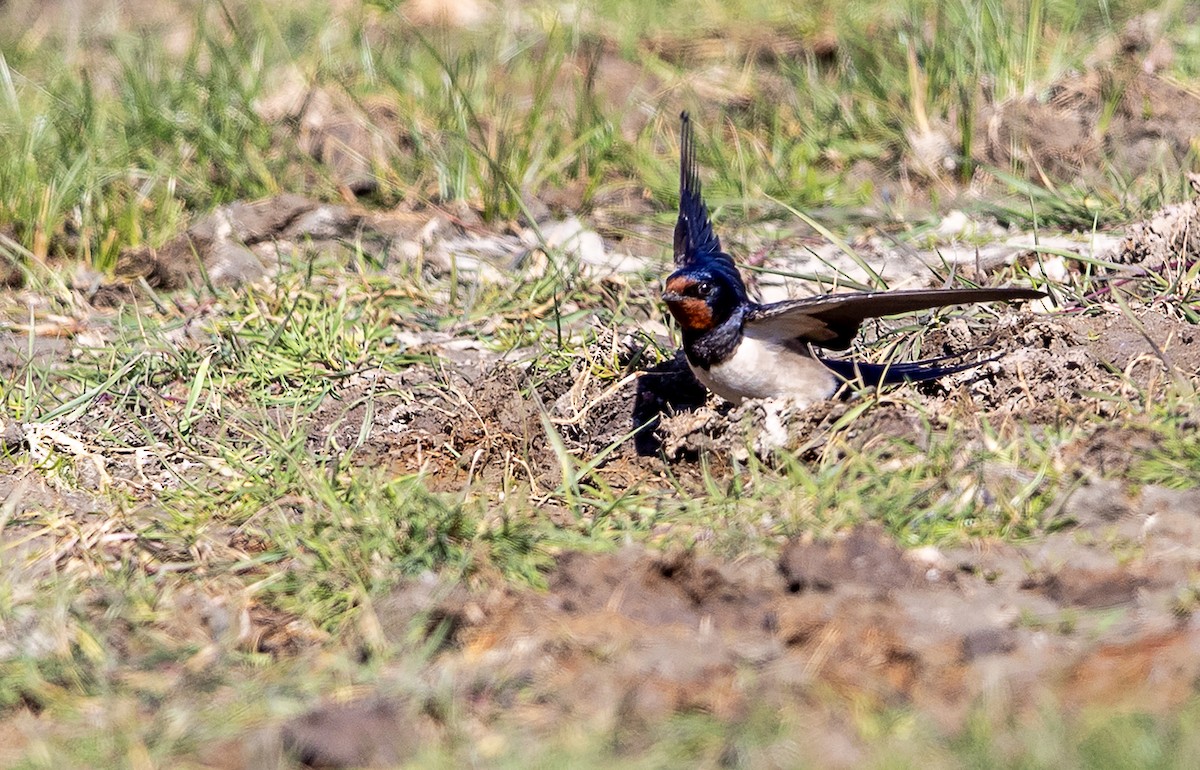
[745, 287, 1045, 350]
[673, 112, 724, 268]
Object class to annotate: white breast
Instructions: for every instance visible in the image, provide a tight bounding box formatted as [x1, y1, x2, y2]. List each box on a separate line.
[689, 330, 839, 406]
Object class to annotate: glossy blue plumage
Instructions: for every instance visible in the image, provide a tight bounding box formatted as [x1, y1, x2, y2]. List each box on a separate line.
[816, 351, 1001, 386]
[662, 113, 1044, 397]
[670, 113, 746, 299]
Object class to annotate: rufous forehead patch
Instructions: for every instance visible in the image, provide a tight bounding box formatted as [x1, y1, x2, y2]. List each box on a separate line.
[665, 275, 695, 295]
[666, 296, 714, 332]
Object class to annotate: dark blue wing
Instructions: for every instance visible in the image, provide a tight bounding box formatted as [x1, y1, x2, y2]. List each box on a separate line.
[674, 112, 726, 268]
[745, 287, 1045, 350]
[818, 350, 1001, 386]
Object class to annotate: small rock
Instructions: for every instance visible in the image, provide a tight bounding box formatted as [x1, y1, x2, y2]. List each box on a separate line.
[961, 627, 1018, 660]
[541, 217, 607, 265]
[778, 526, 919, 594]
[281, 698, 419, 768]
[1064, 479, 1133, 528]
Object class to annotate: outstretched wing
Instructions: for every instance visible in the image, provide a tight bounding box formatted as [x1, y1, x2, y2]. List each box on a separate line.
[746, 287, 1045, 351]
[673, 112, 725, 268]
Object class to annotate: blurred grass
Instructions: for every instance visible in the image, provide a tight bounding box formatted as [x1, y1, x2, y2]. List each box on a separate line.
[1, 0, 1197, 269]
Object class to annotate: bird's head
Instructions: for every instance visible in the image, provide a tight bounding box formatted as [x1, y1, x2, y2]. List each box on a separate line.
[662, 261, 746, 335]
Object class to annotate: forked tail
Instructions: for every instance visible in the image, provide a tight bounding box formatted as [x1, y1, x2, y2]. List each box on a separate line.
[817, 350, 1001, 386]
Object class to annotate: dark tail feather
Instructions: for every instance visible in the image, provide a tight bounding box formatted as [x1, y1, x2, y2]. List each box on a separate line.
[674, 111, 724, 267]
[818, 350, 1001, 386]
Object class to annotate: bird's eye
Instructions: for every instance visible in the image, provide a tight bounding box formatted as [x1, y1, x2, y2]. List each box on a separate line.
[696, 281, 713, 297]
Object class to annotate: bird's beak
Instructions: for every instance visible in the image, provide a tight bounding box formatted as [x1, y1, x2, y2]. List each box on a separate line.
[662, 290, 684, 303]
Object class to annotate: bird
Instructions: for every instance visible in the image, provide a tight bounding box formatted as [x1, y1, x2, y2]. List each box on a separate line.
[662, 112, 1045, 406]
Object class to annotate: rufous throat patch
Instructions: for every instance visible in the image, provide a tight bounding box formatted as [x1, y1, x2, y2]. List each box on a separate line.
[667, 296, 714, 332]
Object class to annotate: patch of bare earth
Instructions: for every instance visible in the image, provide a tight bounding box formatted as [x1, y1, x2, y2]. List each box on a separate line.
[303, 338, 714, 497]
[975, 68, 1200, 185]
[903, 13, 1199, 190]
[264, 487, 1200, 766]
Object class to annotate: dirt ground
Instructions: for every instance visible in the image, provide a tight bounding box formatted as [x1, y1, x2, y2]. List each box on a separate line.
[5, 188, 1200, 766]
[270, 509, 1200, 768]
[255, 288, 1200, 767]
[211, 199, 1200, 765]
[4, 3, 1200, 765]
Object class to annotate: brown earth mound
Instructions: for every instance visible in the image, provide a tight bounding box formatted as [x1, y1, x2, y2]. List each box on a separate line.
[271, 502, 1200, 767]
[975, 69, 1200, 185]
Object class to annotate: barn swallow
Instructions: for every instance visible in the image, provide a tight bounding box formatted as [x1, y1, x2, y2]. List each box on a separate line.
[663, 112, 1045, 406]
